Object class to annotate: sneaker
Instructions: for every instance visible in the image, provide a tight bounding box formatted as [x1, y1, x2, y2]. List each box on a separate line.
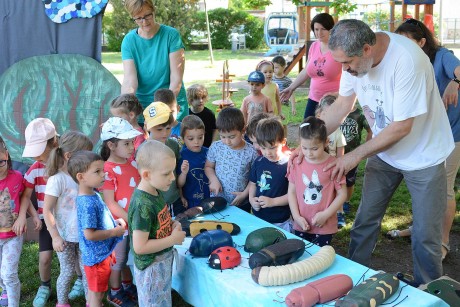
[343, 202, 351, 214]
[123, 284, 138, 303]
[68, 278, 84, 300]
[0, 290, 8, 307]
[33, 286, 51, 307]
[337, 212, 346, 229]
[107, 288, 136, 307]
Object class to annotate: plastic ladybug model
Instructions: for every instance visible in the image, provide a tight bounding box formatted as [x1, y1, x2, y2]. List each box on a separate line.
[208, 246, 241, 270]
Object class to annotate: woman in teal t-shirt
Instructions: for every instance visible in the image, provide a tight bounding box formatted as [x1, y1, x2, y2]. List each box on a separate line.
[121, 0, 188, 122]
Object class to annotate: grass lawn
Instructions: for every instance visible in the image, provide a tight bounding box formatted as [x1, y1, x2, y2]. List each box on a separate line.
[17, 49, 459, 306]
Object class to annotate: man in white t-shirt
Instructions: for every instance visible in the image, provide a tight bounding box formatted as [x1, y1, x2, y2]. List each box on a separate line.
[322, 19, 454, 285]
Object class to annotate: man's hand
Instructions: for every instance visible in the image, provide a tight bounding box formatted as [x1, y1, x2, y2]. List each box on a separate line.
[324, 152, 361, 182]
[287, 147, 304, 177]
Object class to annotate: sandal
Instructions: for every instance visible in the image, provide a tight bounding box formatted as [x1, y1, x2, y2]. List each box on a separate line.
[442, 242, 450, 261]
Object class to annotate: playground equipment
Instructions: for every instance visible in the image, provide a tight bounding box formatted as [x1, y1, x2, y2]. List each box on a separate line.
[263, 12, 299, 56]
[285, 0, 435, 75]
[212, 60, 236, 112]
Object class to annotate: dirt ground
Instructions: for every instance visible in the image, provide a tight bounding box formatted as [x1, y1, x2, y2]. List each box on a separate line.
[333, 231, 460, 283]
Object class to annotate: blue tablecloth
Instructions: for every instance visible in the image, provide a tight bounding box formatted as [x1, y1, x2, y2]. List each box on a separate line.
[172, 205, 448, 307]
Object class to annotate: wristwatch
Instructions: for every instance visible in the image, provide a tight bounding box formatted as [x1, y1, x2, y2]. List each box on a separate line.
[453, 77, 460, 85]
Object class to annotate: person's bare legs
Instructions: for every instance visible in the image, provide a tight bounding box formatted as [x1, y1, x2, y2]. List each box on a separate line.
[87, 290, 104, 307]
[39, 251, 52, 283]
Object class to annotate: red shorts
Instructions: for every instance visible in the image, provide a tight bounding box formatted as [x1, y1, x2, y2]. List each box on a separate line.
[84, 254, 114, 292]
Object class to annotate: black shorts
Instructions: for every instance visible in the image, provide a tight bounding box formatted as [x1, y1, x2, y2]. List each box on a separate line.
[39, 219, 53, 252]
[345, 165, 359, 187]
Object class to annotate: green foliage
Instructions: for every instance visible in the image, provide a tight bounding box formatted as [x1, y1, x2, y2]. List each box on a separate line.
[230, 0, 272, 10]
[103, 0, 199, 52]
[194, 8, 264, 50]
[329, 0, 357, 17]
[102, 0, 133, 52]
[291, 0, 357, 17]
[153, 0, 200, 47]
[242, 14, 265, 49]
[363, 10, 402, 31]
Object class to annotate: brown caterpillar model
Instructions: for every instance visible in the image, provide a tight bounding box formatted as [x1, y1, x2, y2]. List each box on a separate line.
[251, 245, 335, 287]
[285, 274, 353, 307]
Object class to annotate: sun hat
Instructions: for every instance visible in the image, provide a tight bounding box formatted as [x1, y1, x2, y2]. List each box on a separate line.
[143, 101, 172, 130]
[100, 117, 143, 141]
[247, 71, 265, 83]
[22, 118, 57, 158]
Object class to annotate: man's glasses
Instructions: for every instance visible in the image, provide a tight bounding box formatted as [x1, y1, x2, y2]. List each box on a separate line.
[133, 13, 153, 24]
[0, 160, 8, 167]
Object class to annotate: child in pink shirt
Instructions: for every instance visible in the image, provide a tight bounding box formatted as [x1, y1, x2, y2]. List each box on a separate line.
[0, 137, 38, 306]
[288, 116, 347, 247]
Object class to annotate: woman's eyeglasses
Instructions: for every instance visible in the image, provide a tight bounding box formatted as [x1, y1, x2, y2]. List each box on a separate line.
[0, 160, 8, 167]
[404, 18, 424, 31]
[132, 13, 153, 24]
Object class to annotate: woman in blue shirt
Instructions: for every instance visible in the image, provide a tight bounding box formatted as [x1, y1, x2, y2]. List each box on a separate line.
[396, 19, 460, 261]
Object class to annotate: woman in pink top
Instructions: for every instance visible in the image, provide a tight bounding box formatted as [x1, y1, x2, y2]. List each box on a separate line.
[280, 13, 342, 118]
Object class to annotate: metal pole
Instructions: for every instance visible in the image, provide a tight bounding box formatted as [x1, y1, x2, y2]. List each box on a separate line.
[204, 0, 214, 65]
[438, 0, 443, 45]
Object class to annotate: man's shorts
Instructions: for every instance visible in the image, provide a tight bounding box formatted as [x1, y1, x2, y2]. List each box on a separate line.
[84, 254, 114, 292]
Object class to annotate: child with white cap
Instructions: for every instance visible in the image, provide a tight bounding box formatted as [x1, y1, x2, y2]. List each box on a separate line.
[18, 118, 85, 306]
[99, 117, 142, 306]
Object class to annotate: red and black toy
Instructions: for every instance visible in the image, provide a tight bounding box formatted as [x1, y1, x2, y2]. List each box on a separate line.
[208, 246, 241, 270]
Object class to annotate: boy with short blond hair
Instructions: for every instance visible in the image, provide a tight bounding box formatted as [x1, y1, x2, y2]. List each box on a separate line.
[129, 140, 186, 306]
[143, 101, 185, 216]
[204, 108, 258, 212]
[249, 117, 292, 231]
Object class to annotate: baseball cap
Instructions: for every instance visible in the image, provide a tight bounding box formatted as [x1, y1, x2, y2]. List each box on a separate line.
[100, 117, 143, 141]
[22, 118, 57, 158]
[143, 101, 172, 130]
[247, 71, 265, 83]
